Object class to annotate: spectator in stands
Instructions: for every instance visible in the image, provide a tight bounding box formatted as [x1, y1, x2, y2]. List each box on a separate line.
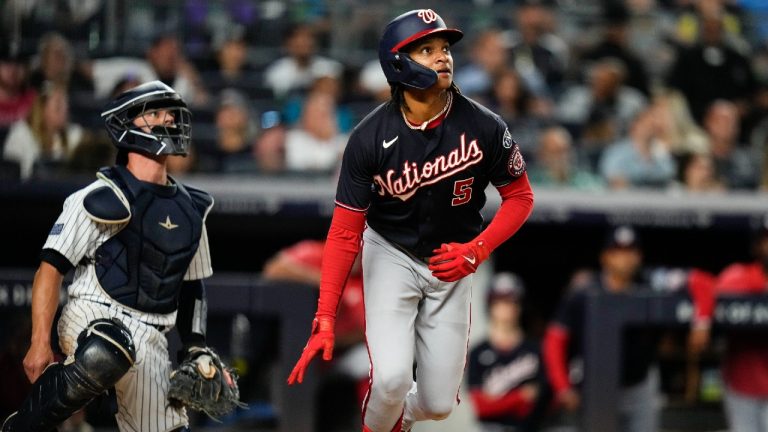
[580, 1, 651, 97]
[284, 85, 349, 174]
[486, 68, 552, 157]
[454, 28, 510, 100]
[647, 88, 710, 158]
[670, 152, 725, 193]
[252, 110, 287, 174]
[703, 99, 760, 190]
[743, 83, 768, 150]
[208, 88, 258, 173]
[64, 129, 115, 176]
[262, 239, 367, 432]
[28, 32, 92, 95]
[263, 23, 343, 100]
[672, 0, 748, 51]
[146, 33, 210, 107]
[509, 1, 569, 97]
[0, 41, 35, 131]
[542, 225, 662, 432]
[203, 25, 262, 98]
[281, 75, 354, 133]
[598, 107, 677, 189]
[666, 8, 755, 123]
[527, 125, 605, 191]
[557, 57, 647, 169]
[467, 272, 551, 432]
[2, 81, 83, 180]
[87, 33, 209, 106]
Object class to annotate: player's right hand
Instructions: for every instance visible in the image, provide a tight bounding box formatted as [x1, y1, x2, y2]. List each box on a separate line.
[287, 316, 336, 385]
[428, 240, 490, 282]
[23, 342, 55, 383]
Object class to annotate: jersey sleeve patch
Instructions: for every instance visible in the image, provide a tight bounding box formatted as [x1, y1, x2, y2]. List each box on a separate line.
[507, 143, 526, 177]
[502, 127, 513, 149]
[83, 186, 131, 224]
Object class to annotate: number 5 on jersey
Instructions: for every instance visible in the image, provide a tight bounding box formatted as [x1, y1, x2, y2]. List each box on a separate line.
[452, 178, 474, 206]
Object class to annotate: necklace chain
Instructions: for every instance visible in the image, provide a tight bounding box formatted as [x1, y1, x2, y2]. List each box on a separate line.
[402, 91, 453, 131]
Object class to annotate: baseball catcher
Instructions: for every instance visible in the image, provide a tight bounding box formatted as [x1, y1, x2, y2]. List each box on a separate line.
[1, 81, 242, 432]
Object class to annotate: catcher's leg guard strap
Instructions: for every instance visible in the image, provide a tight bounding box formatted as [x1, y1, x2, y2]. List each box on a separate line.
[2, 319, 135, 432]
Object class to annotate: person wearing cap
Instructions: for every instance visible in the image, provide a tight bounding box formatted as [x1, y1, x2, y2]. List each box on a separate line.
[467, 272, 551, 432]
[285, 8, 534, 432]
[542, 225, 662, 432]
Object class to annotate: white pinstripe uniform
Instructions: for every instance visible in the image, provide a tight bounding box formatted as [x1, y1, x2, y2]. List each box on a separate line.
[44, 176, 213, 432]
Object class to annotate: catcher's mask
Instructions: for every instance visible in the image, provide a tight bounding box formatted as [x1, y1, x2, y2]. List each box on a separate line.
[101, 80, 192, 158]
[378, 9, 463, 90]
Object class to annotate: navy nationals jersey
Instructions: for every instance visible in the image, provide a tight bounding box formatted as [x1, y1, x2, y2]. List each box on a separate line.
[335, 90, 526, 258]
[468, 339, 550, 430]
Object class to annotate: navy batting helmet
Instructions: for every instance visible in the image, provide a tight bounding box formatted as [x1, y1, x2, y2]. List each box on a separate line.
[101, 80, 192, 157]
[379, 9, 463, 90]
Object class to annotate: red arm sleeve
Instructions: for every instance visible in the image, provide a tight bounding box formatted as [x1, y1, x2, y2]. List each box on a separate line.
[316, 206, 366, 319]
[687, 269, 716, 327]
[469, 388, 535, 419]
[542, 324, 571, 395]
[474, 173, 534, 251]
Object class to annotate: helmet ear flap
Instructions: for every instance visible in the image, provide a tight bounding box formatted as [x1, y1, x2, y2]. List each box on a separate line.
[378, 9, 462, 89]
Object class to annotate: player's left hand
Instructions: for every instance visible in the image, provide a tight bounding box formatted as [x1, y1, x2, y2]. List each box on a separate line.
[287, 316, 336, 385]
[428, 240, 490, 282]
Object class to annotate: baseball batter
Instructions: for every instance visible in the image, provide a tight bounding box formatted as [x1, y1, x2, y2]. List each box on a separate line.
[2, 81, 215, 432]
[287, 9, 535, 432]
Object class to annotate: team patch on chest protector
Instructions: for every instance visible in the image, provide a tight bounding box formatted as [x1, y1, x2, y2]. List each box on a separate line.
[373, 133, 484, 201]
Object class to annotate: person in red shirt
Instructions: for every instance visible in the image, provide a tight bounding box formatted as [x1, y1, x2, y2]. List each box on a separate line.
[263, 239, 368, 432]
[715, 221, 768, 432]
[263, 239, 366, 353]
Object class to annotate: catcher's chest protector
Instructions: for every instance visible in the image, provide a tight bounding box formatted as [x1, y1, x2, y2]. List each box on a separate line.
[94, 166, 207, 313]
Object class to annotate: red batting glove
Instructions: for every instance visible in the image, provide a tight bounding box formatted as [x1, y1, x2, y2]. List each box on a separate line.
[428, 240, 490, 282]
[287, 316, 335, 385]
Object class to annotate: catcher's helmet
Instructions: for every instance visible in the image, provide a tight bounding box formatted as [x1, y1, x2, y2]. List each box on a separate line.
[379, 9, 463, 90]
[101, 80, 192, 157]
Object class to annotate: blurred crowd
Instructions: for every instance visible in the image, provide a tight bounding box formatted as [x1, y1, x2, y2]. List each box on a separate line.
[1, 0, 768, 191]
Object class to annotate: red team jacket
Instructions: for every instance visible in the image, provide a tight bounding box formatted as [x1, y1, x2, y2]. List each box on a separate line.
[716, 262, 768, 397]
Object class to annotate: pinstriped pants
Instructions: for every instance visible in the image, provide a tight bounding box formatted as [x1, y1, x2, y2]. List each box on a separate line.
[58, 298, 188, 432]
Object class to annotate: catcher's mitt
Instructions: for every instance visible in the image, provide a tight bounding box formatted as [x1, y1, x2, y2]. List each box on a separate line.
[168, 346, 246, 420]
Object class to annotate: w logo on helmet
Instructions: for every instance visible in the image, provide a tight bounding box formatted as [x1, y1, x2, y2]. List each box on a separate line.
[417, 9, 439, 24]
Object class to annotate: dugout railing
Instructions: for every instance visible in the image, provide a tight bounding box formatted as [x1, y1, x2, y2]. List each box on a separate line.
[582, 291, 768, 432]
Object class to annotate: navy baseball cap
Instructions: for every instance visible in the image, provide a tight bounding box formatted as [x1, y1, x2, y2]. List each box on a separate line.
[603, 225, 641, 250]
[488, 272, 525, 303]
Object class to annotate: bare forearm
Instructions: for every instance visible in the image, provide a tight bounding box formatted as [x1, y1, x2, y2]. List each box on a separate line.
[30, 262, 63, 346]
[263, 256, 322, 285]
